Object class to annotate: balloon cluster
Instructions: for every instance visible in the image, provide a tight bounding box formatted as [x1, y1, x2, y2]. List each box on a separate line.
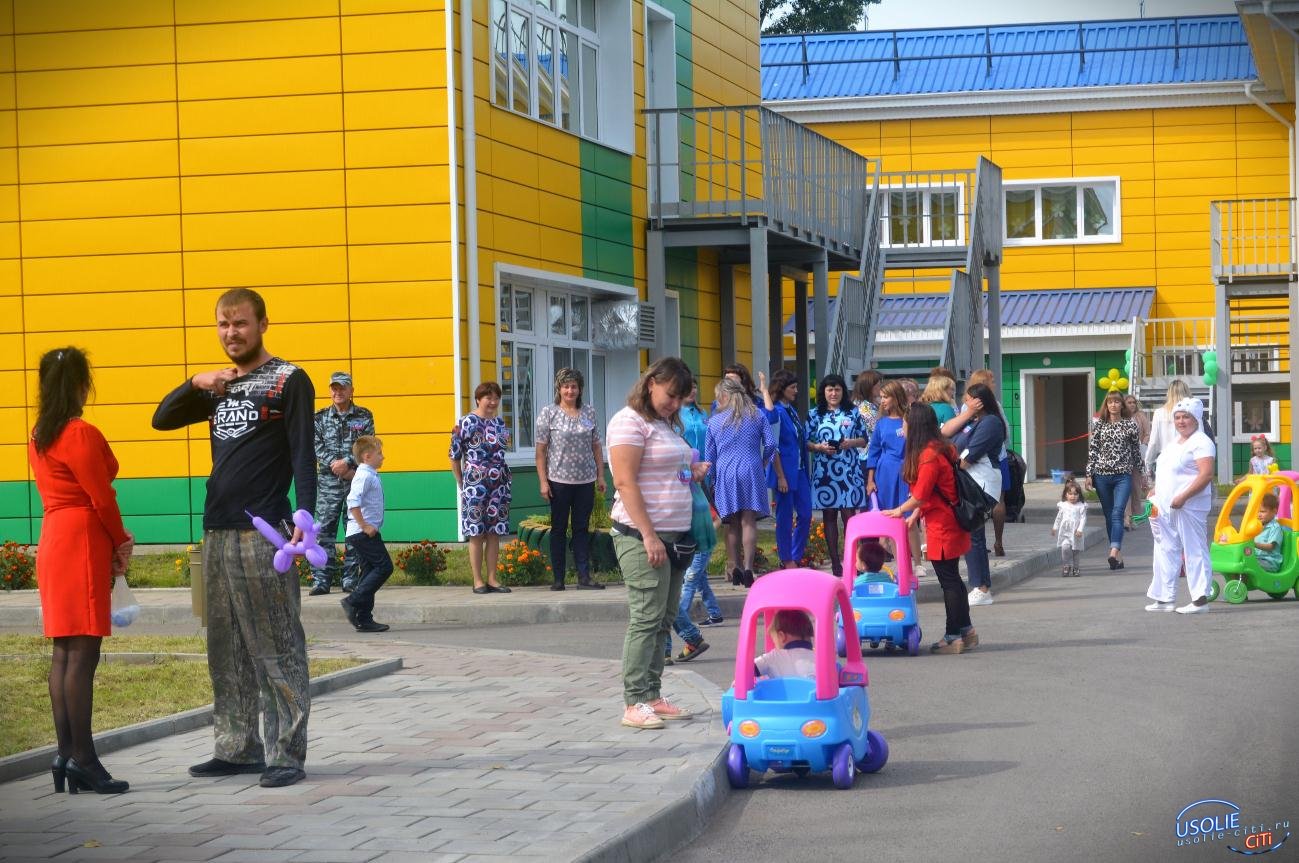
[1123, 348, 1132, 378]
[1098, 367, 1129, 393]
[1202, 351, 1219, 386]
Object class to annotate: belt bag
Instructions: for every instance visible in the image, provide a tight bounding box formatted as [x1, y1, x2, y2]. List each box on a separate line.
[612, 521, 697, 568]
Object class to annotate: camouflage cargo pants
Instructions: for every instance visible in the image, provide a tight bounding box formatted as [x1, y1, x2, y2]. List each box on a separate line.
[204, 529, 310, 770]
[310, 473, 360, 590]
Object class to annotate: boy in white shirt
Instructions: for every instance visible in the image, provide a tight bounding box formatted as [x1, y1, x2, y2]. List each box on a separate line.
[754, 610, 816, 678]
[340, 436, 392, 633]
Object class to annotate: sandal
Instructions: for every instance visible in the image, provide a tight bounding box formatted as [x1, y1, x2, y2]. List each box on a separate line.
[993, 543, 1005, 557]
[930, 637, 965, 655]
[472, 586, 491, 594]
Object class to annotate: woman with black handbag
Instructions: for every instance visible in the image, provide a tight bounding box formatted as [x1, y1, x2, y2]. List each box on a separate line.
[949, 383, 1006, 607]
[884, 404, 977, 654]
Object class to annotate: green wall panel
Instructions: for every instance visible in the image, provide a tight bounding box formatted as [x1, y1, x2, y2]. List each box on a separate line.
[115, 477, 191, 516]
[0, 518, 31, 544]
[0, 482, 29, 519]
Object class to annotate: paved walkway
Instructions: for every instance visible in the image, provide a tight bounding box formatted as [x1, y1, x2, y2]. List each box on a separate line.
[0, 641, 723, 863]
[0, 482, 1097, 863]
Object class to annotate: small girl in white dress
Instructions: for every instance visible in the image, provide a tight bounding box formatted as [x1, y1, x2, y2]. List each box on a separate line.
[1246, 435, 1277, 478]
[1052, 480, 1088, 577]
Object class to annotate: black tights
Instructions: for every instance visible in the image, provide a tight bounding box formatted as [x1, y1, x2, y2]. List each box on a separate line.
[822, 508, 857, 576]
[49, 635, 103, 765]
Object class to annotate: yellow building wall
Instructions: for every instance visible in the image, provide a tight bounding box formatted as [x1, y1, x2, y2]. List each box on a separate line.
[811, 104, 1294, 319]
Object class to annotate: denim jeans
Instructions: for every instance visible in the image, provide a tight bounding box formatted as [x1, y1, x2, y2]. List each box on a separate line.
[964, 522, 991, 590]
[1092, 473, 1132, 550]
[679, 549, 721, 619]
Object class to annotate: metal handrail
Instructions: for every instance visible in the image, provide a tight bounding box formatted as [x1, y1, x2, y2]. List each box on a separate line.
[941, 156, 1002, 379]
[644, 105, 873, 257]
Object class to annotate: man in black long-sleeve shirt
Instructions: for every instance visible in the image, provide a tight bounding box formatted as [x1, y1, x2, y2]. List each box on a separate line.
[153, 288, 317, 789]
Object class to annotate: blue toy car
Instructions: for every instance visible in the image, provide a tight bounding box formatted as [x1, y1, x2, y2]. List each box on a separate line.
[835, 508, 922, 657]
[721, 569, 888, 789]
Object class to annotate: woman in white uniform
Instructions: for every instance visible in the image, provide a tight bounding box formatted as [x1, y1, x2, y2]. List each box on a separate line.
[1145, 397, 1216, 614]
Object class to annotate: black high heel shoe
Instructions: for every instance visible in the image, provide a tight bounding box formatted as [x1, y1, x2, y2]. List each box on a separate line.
[742, 569, 755, 588]
[65, 758, 128, 795]
[731, 567, 743, 586]
[51, 755, 67, 793]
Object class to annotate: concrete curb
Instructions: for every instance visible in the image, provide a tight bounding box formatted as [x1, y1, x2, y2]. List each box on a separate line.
[0, 655, 403, 785]
[565, 669, 729, 863]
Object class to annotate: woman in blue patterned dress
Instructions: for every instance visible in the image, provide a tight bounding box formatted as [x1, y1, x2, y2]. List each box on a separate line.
[706, 377, 776, 587]
[807, 374, 868, 577]
[449, 381, 513, 595]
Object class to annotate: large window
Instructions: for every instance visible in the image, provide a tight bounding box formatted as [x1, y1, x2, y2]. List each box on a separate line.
[1003, 178, 1120, 245]
[492, 0, 599, 138]
[880, 185, 964, 248]
[498, 283, 602, 454]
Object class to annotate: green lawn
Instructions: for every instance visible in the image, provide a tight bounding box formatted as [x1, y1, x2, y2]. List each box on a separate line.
[0, 634, 361, 758]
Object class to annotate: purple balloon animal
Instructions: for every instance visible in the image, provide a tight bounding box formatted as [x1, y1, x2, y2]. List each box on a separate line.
[247, 509, 329, 573]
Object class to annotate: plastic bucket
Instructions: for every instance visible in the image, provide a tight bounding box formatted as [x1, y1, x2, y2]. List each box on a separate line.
[1050, 469, 1069, 484]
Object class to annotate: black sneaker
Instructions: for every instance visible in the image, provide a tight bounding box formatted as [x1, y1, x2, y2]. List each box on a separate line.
[308, 585, 329, 596]
[340, 597, 359, 627]
[189, 757, 265, 777]
[355, 620, 390, 633]
[699, 615, 724, 626]
[576, 580, 605, 590]
[259, 767, 305, 788]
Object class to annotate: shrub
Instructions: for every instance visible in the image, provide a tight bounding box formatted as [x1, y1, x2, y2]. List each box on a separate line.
[395, 540, 448, 585]
[0, 541, 35, 591]
[590, 488, 613, 530]
[799, 522, 830, 568]
[496, 539, 551, 586]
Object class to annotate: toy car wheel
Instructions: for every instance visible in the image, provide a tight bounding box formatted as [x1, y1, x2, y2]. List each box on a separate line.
[835, 627, 846, 658]
[1205, 578, 1222, 602]
[831, 742, 856, 789]
[726, 743, 750, 790]
[856, 730, 889, 774]
[1223, 579, 1249, 604]
[906, 625, 921, 657]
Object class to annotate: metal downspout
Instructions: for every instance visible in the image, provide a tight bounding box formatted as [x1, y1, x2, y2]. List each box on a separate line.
[446, 2, 464, 538]
[460, 0, 482, 390]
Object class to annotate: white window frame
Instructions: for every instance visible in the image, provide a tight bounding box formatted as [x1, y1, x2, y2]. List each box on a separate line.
[490, 0, 633, 153]
[1003, 176, 1121, 247]
[878, 183, 966, 249]
[496, 265, 636, 465]
[1233, 398, 1281, 444]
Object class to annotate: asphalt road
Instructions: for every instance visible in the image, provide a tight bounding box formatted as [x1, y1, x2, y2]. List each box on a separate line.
[341, 527, 1299, 863]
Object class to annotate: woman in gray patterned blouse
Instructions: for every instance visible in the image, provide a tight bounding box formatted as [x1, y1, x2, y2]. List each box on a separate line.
[535, 368, 607, 590]
[1085, 391, 1142, 570]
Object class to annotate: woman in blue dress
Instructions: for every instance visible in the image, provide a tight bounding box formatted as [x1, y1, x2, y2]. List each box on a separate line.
[706, 377, 776, 587]
[761, 368, 813, 570]
[449, 381, 513, 595]
[866, 379, 924, 575]
[807, 374, 868, 577]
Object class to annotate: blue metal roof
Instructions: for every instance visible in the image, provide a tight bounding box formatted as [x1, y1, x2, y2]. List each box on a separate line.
[782, 288, 1154, 333]
[762, 16, 1254, 102]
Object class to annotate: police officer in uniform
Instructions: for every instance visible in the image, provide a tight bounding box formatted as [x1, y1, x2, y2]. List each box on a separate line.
[309, 372, 375, 595]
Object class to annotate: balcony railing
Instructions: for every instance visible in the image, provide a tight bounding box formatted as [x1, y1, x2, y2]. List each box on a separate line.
[1130, 316, 1214, 386]
[645, 105, 875, 258]
[1230, 312, 1290, 376]
[1210, 198, 1297, 282]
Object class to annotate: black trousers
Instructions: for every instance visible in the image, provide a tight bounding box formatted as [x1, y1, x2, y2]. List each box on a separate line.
[345, 531, 393, 622]
[932, 557, 972, 637]
[549, 481, 595, 582]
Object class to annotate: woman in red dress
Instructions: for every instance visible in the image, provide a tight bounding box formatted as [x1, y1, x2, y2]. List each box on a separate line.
[29, 347, 134, 794]
[884, 403, 978, 654]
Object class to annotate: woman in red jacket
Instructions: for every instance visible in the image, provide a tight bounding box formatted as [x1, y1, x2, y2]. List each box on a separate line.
[884, 403, 978, 654]
[29, 347, 134, 794]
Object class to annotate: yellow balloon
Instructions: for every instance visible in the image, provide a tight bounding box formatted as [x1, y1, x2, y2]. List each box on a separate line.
[1116, 377, 1128, 390]
[1099, 377, 1113, 390]
[1108, 368, 1121, 379]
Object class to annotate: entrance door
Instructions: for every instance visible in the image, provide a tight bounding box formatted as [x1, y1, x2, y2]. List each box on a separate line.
[1021, 368, 1095, 480]
[645, 3, 679, 208]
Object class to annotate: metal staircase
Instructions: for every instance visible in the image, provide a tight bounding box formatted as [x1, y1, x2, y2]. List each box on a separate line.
[827, 157, 1002, 381]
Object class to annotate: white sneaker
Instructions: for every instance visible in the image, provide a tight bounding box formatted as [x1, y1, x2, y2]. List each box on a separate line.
[968, 589, 994, 606]
[1144, 601, 1175, 612]
[621, 702, 666, 729]
[913, 563, 928, 579]
[1175, 601, 1210, 614]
